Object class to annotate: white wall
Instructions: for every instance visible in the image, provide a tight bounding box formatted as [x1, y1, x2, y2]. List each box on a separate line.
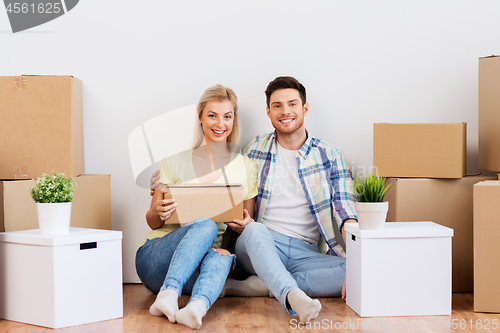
[2, 0, 500, 282]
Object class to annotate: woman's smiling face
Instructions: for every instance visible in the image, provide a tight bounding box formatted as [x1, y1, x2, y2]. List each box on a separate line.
[200, 99, 234, 143]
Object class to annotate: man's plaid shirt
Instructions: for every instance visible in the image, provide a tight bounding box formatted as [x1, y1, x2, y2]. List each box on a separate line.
[243, 131, 357, 257]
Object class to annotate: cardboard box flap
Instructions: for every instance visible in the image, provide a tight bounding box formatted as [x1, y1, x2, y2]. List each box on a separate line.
[345, 221, 453, 239]
[20, 75, 78, 77]
[475, 180, 500, 186]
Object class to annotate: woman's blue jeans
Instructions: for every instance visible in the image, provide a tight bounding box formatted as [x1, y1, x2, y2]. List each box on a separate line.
[135, 218, 235, 310]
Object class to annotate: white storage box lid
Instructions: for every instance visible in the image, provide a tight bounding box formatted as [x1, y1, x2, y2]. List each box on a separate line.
[0, 227, 122, 246]
[345, 221, 453, 239]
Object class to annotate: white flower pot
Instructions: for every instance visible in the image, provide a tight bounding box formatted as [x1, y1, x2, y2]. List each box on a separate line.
[354, 201, 389, 230]
[36, 202, 72, 235]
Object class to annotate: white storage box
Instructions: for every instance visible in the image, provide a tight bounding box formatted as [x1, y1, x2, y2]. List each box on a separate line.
[0, 228, 123, 328]
[345, 222, 453, 317]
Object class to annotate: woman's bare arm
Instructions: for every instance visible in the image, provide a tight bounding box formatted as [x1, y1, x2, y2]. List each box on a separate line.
[146, 187, 177, 230]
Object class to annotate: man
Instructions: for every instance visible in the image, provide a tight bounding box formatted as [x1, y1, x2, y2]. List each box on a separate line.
[225, 76, 357, 323]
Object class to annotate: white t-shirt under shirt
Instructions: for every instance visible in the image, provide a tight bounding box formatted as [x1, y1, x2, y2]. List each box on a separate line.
[262, 142, 320, 244]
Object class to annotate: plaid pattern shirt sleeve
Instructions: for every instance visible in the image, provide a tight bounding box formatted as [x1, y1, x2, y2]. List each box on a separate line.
[242, 133, 275, 224]
[243, 131, 357, 257]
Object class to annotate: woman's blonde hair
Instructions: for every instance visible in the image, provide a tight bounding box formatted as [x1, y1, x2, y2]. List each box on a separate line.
[192, 84, 240, 148]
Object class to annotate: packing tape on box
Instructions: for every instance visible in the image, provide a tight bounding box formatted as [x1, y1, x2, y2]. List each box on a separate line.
[14, 76, 27, 90]
[14, 166, 29, 179]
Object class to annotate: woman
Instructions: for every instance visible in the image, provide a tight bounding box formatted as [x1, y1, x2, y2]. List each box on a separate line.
[135, 85, 264, 330]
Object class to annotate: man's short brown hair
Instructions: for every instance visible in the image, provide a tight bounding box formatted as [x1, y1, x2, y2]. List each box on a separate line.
[265, 76, 306, 107]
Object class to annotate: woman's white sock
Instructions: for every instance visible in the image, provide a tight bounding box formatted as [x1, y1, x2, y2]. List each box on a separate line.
[150, 288, 179, 323]
[287, 288, 322, 323]
[176, 299, 207, 330]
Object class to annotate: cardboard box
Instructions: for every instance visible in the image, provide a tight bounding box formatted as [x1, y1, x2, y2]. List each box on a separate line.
[0, 75, 84, 180]
[385, 175, 496, 292]
[0, 174, 111, 232]
[346, 222, 453, 317]
[479, 56, 500, 172]
[473, 181, 500, 312]
[373, 123, 467, 178]
[163, 183, 243, 224]
[0, 228, 123, 328]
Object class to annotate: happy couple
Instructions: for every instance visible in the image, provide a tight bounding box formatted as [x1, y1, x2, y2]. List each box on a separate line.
[135, 76, 358, 330]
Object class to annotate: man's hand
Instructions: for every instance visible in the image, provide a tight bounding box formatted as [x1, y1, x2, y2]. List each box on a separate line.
[342, 219, 357, 244]
[150, 170, 160, 196]
[341, 278, 346, 300]
[225, 209, 254, 233]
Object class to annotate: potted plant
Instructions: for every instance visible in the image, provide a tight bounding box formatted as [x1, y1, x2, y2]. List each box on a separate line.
[353, 173, 391, 230]
[29, 172, 76, 235]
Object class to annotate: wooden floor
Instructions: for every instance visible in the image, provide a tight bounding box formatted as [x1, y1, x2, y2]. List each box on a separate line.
[1, 284, 500, 332]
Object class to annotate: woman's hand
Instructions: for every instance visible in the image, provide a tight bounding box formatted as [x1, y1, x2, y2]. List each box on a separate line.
[146, 188, 176, 229]
[149, 170, 160, 196]
[225, 209, 254, 233]
[153, 189, 177, 221]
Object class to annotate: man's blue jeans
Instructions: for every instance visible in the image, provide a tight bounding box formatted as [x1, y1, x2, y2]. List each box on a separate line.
[235, 222, 346, 312]
[135, 218, 234, 310]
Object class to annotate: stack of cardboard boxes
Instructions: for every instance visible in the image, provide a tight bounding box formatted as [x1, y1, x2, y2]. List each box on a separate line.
[473, 56, 500, 313]
[373, 122, 495, 294]
[0, 75, 111, 232]
[372, 56, 500, 313]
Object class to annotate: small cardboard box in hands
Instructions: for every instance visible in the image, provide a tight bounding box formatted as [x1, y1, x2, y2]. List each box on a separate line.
[163, 183, 243, 224]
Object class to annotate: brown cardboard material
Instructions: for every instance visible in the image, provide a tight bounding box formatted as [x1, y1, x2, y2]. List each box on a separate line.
[0, 75, 84, 180]
[0, 174, 111, 232]
[373, 123, 467, 178]
[385, 175, 496, 292]
[163, 184, 243, 224]
[473, 180, 500, 313]
[479, 56, 500, 172]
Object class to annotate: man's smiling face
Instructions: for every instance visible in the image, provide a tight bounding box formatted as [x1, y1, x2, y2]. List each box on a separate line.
[267, 88, 309, 136]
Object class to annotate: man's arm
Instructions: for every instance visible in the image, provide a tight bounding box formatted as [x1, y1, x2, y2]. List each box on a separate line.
[341, 218, 356, 301]
[330, 149, 358, 231]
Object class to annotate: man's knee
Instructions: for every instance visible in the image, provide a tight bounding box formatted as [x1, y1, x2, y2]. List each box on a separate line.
[236, 223, 264, 254]
[242, 221, 266, 238]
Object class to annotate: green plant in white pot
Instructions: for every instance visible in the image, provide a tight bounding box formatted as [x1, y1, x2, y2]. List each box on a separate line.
[354, 173, 391, 230]
[29, 172, 76, 235]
